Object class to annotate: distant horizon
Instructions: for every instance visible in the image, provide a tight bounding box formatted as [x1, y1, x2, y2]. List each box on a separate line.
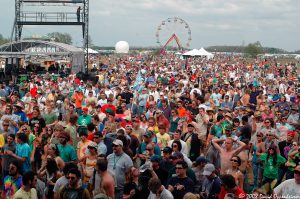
[1, 0, 300, 52]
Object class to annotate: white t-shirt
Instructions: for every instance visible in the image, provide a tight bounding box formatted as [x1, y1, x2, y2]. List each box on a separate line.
[273, 179, 300, 198]
[13, 188, 38, 199]
[229, 71, 236, 79]
[168, 140, 188, 156]
[148, 186, 174, 199]
[97, 99, 107, 106]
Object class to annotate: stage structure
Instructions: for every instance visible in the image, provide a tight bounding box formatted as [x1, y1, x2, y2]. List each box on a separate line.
[12, 0, 89, 72]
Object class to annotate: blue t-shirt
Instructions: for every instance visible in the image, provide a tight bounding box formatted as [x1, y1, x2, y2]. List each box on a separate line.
[14, 111, 28, 123]
[57, 144, 78, 163]
[16, 143, 31, 173]
[167, 176, 194, 199]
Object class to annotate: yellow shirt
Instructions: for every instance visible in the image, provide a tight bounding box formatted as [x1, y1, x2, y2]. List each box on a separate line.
[13, 188, 38, 199]
[77, 140, 92, 160]
[156, 133, 171, 149]
[0, 134, 5, 148]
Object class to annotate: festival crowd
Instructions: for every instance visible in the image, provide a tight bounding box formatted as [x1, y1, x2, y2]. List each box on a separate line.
[0, 54, 299, 199]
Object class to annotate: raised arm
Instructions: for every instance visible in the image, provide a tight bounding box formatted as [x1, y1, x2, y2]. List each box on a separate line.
[233, 140, 246, 155]
[212, 138, 225, 152]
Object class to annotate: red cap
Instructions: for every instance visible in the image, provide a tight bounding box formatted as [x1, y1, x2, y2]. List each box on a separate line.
[288, 131, 295, 136]
[132, 118, 140, 123]
[82, 107, 88, 112]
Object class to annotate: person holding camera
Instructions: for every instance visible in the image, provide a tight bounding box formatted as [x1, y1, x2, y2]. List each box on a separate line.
[199, 163, 221, 199]
[167, 161, 194, 199]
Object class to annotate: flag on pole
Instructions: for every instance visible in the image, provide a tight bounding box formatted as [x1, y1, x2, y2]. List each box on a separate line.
[133, 71, 143, 91]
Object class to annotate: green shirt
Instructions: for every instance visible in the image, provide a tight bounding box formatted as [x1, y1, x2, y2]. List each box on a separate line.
[77, 115, 92, 126]
[210, 124, 223, 138]
[43, 113, 58, 125]
[260, 153, 286, 179]
[57, 144, 78, 163]
[29, 133, 36, 152]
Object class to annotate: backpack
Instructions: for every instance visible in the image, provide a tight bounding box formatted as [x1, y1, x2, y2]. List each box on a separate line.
[60, 184, 85, 199]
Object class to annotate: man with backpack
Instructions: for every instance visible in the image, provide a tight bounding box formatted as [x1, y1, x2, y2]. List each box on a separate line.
[58, 168, 91, 199]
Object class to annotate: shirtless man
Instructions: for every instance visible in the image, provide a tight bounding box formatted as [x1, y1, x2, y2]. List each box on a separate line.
[93, 159, 115, 199]
[212, 137, 246, 174]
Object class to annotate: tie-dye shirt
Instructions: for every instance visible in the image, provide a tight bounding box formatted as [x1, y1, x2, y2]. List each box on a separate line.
[3, 175, 22, 198]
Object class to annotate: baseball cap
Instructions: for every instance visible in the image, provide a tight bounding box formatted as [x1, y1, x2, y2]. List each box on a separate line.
[202, 163, 215, 176]
[187, 123, 194, 128]
[288, 131, 295, 137]
[170, 152, 183, 160]
[82, 107, 88, 112]
[143, 131, 153, 138]
[163, 147, 172, 154]
[155, 110, 163, 115]
[225, 113, 232, 118]
[195, 156, 208, 165]
[150, 155, 161, 162]
[132, 118, 140, 123]
[94, 131, 103, 138]
[112, 139, 123, 147]
[115, 118, 122, 122]
[88, 142, 98, 149]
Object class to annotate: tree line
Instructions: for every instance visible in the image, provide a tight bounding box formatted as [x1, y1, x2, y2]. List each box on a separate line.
[0, 33, 299, 57]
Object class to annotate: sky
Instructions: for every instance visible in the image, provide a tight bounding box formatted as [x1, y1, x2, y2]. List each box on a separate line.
[0, 0, 300, 51]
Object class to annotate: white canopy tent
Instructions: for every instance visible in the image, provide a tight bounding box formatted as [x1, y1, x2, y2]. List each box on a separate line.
[198, 48, 214, 59]
[84, 48, 99, 54]
[183, 49, 201, 56]
[183, 48, 214, 58]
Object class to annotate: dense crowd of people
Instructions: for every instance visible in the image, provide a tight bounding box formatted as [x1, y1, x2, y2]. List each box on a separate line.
[0, 54, 299, 199]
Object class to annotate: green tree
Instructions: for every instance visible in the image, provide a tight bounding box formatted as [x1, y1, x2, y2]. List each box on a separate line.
[0, 34, 9, 45]
[244, 41, 263, 58]
[46, 32, 72, 44]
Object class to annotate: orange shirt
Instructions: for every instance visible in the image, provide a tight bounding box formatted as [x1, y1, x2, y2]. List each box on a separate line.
[178, 107, 187, 118]
[73, 92, 84, 108]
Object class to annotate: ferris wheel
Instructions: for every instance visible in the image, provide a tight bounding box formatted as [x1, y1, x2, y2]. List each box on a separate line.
[156, 17, 192, 51]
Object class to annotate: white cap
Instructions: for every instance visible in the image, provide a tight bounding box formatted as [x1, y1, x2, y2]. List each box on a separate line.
[113, 139, 123, 147]
[202, 163, 215, 176]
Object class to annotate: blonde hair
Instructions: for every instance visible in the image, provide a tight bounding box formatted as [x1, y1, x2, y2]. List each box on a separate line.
[183, 193, 200, 199]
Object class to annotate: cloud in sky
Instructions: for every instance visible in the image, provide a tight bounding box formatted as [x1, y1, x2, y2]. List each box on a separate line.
[0, 0, 300, 51]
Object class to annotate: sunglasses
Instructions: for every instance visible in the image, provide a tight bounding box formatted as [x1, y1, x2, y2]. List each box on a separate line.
[34, 126, 39, 128]
[231, 159, 238, 163]
[294, 170, 300, 175]
[3, 124, 9, 126]
[93, 137, 100, 139]
[265, 121, 270, 123]
[175, 167, 184, 170]
[67, 176, 76, 180]
[172, 145, 178, 148]
[112, 144, 119, 147]
[146, 148, 153, 151]
[266, 134, 273, 136]
[256, 134, 262, 137]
